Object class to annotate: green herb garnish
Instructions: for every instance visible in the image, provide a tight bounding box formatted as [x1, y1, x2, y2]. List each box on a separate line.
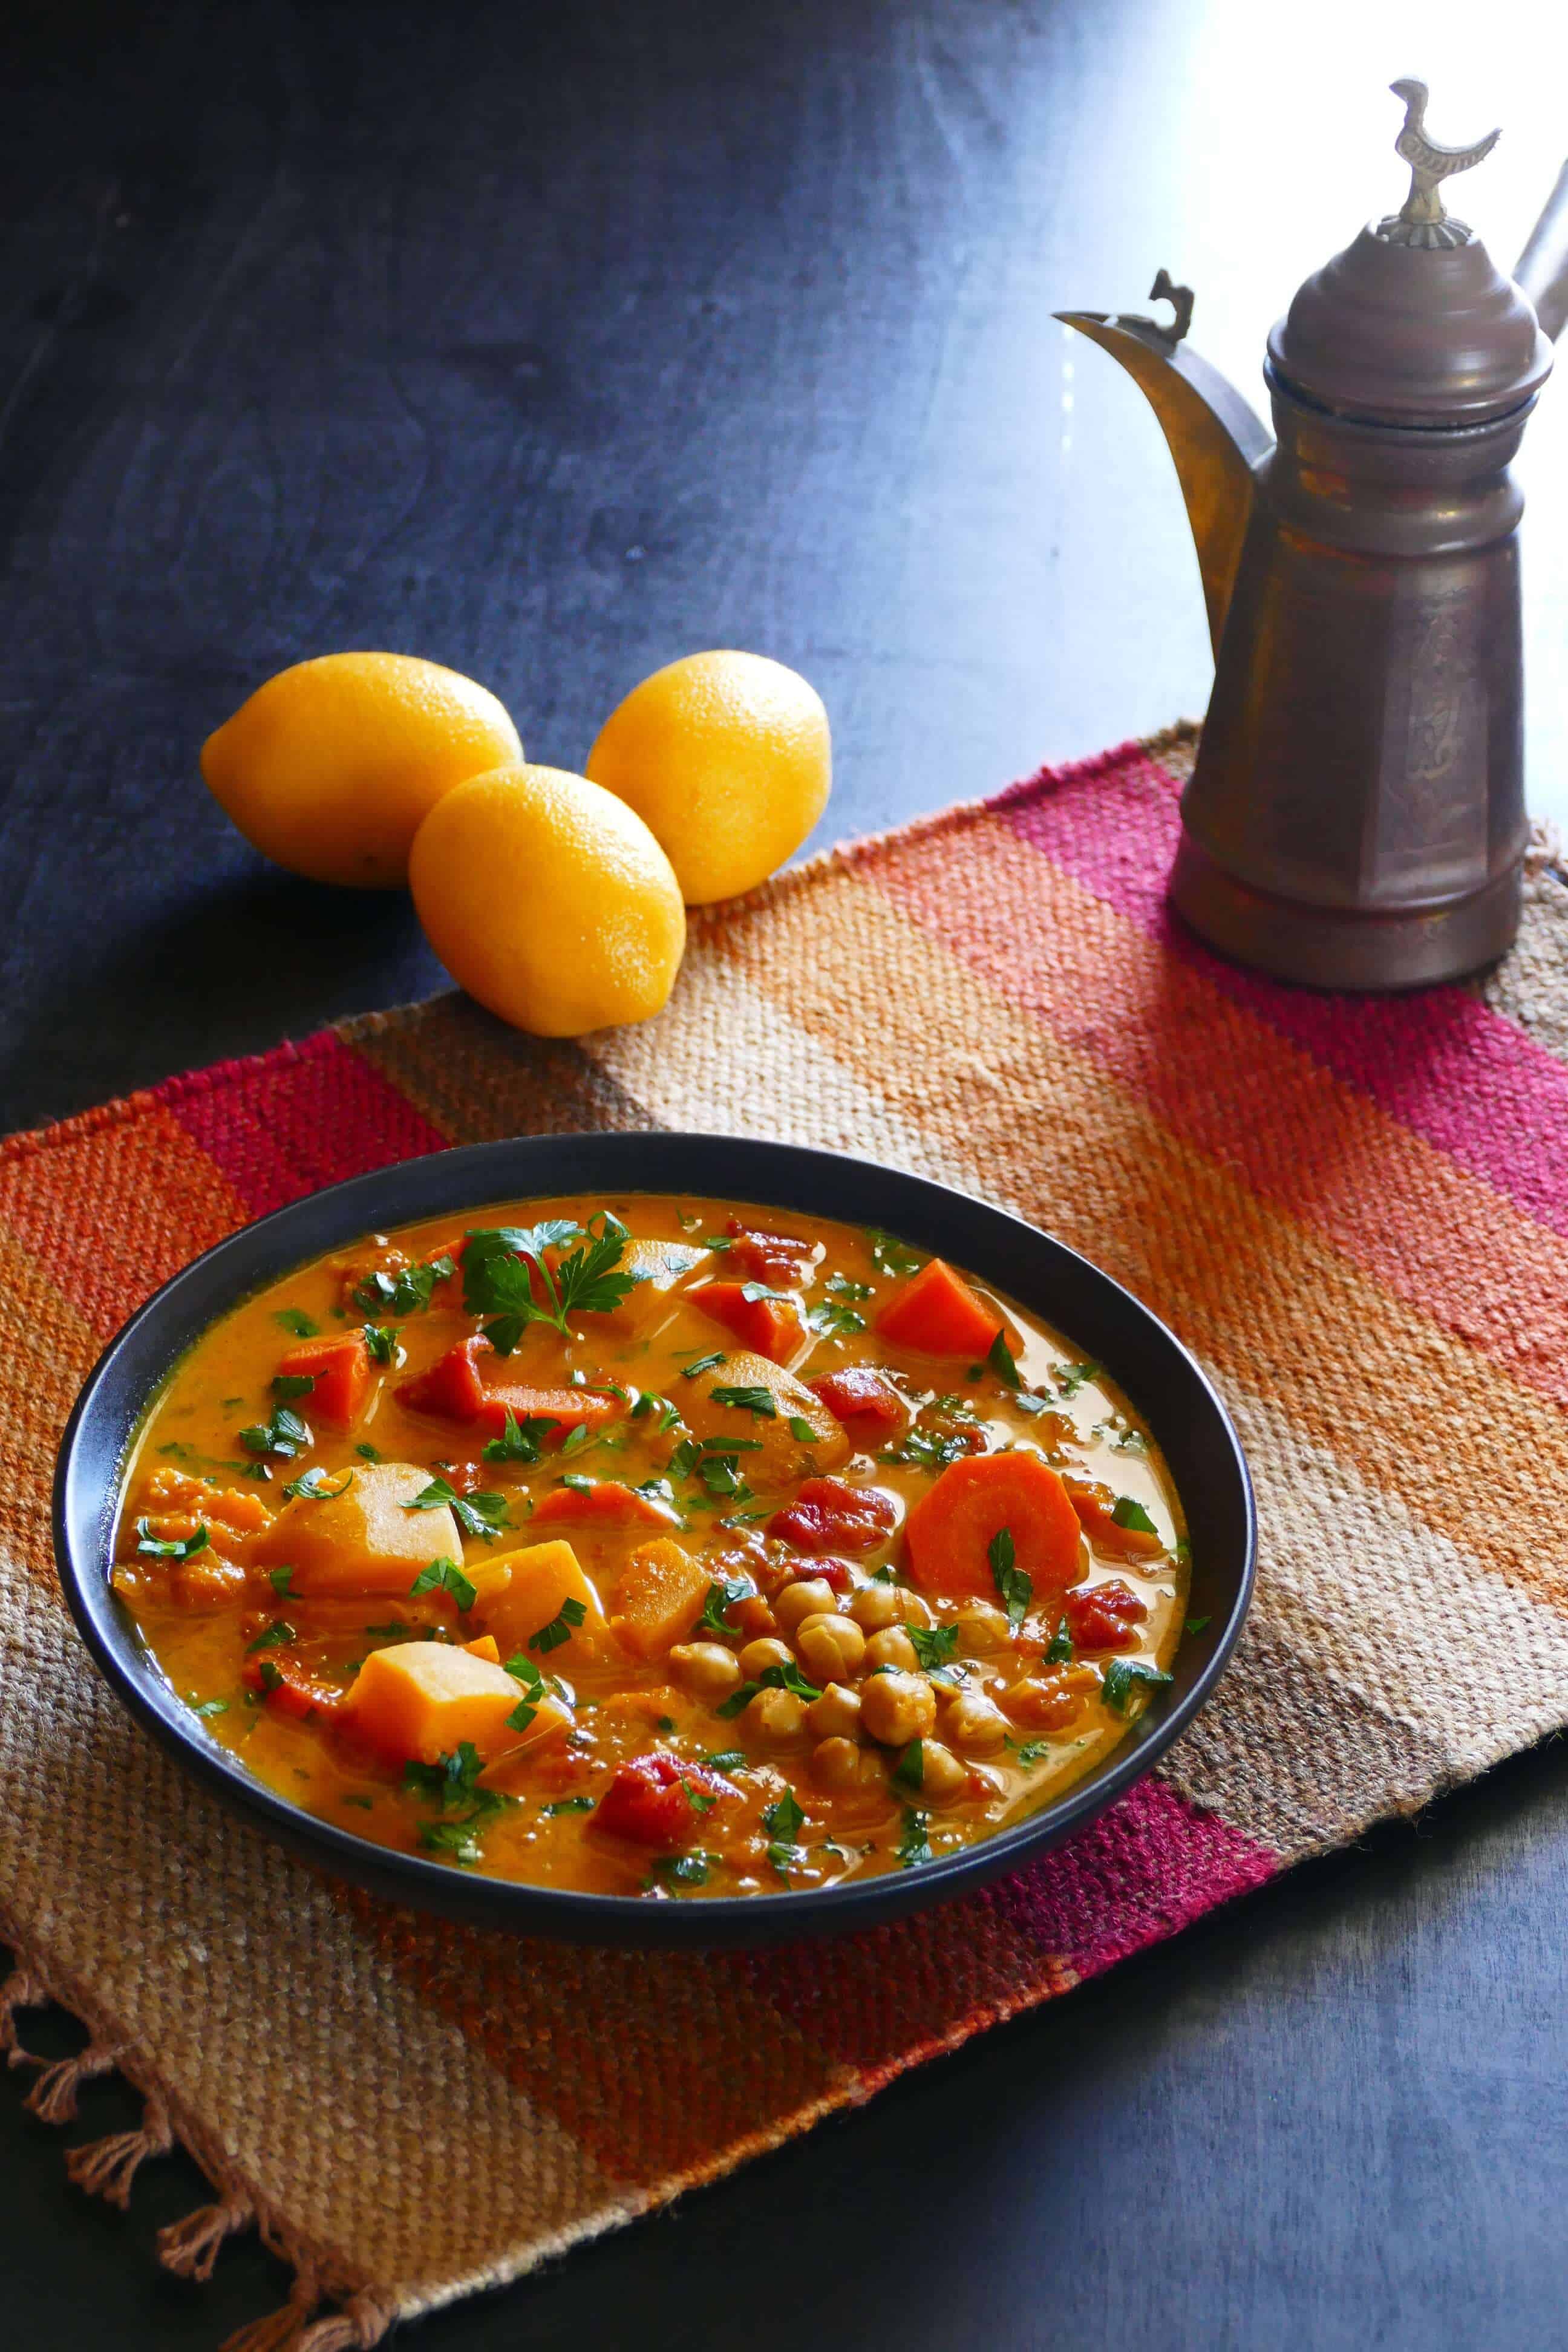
[1045, 1616, 1074, 1664]
[986, 1330, 1021, 1390]
[528, 1596, 587, 1655]
[1055, 1361, 1099, 1399]
[134, 1517, 209, 1561]
[696, 1575, 755, 1638]
[462, 1216, 642, 1354]
[709, 1384, 777, 1417]
[246, 1619, 295, 1653]
[482, 1407, 554, 1464]
[1111, 1496, 1159, 1537]
[1100, 1658, 1174, 1714]
[714, 1659, 823, 1718]
[355, 1442, 382, 1462]
[541, 1795, 595, 1816]
[866, 1228, 922, 1278]
[191, 1698, 228, 1719]
[681, 1351, 727, 1380]
[788, 1416, 817, 1442]
[238, 1403, 312, 1460]
[273, 1308, 319, 1338]
[351, 1256, 455, 1318]
[269, 1565, 296, 1598]
[361, 1322, 399, 1365]
[270, 1372, 316, 1400]
[988, 1525, 1032, 1631]
[896, 1807, 933, 1869]
[905, 1622, 960, 1672]
[807, 1299, 865, 1337]
[1184, 1615, 1211, 1635]
[409, 1555, 478, 1613]
[403, 1475, 510, 1541]
[282, 1465, 355, 1503]
[892, 1740, 924, 1791]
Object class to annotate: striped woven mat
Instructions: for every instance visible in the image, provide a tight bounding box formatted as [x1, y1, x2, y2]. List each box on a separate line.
[5, 723, 1568, 2350]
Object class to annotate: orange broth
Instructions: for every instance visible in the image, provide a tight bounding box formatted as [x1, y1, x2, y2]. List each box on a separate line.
[112, 1195, 1189, 1900]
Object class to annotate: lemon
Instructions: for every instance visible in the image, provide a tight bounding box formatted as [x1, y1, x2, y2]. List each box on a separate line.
[201, 652, 523, 888]
[408, 765, 685, 1035]
[584, 649, 830, 904]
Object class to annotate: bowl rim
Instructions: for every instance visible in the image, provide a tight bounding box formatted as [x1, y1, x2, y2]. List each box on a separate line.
[54, 1130, 1256, 1944]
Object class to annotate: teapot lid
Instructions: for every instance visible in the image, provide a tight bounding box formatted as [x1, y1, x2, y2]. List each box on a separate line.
[1266, 79, 1552, 426]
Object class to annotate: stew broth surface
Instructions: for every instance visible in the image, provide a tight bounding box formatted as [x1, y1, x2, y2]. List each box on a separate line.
[114, 1194, 1189, 1900]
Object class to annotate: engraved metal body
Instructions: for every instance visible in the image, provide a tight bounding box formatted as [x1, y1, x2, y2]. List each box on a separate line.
[1060, 82, 1568, 989]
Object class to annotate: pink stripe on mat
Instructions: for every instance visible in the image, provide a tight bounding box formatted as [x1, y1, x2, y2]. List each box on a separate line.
[1005, 750, 1568, 1241]
[168, 1033, 451, 1218]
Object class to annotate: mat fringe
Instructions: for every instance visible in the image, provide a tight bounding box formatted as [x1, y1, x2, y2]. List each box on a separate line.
[0, 1932, 394, 2350]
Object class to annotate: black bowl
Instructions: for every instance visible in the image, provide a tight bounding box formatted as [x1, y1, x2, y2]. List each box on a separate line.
[55, 1132, 1254, 1947]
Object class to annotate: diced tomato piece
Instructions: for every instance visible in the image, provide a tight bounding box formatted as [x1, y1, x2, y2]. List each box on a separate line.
[1063, 1578, 1149, 1651]
[1063, 1477, 1167, 1558]
[593, 1751, 734, 1847]
[275, 1335, 372, 1428]
[397, 1336, 488, 1420]
[240, 1654, 344, 1722]
[768, 1476, 897, 1555]
[474, 1386, 624, 1441]
[724, 1217, 818, 1287]
[692, 1279, 805, 1364]
[875, 1258, 1003, 1358]
[808, 1366, 907, 1440]
[531, 1481, 680, 1529]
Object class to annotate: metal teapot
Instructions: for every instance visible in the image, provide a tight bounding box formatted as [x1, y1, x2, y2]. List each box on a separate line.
[1062, 80, 1568, 988]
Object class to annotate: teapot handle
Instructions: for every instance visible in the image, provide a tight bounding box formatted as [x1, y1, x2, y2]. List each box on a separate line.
[1516, 156, 1568, 342]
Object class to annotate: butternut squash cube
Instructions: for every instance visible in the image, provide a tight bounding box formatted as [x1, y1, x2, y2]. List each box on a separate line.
[681, 1349, 849, 1486]
[252, 1461, 462, 1597]
[469, 1540, 604, 1659]
[610, 1537, 711, 1658]
[341, 1639, 570, 1765]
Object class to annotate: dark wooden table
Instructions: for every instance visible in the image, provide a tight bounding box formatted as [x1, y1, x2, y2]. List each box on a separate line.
[6, 4, 1567, 2343]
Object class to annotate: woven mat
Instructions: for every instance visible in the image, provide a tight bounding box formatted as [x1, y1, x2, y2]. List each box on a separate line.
[5, 723, 1568, 2348]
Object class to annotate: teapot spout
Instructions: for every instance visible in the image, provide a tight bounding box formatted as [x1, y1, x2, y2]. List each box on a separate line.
[1056, 276, 1273, 655]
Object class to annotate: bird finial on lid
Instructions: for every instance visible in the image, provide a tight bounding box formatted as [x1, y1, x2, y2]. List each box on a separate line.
[1379, 77, 1501, 249]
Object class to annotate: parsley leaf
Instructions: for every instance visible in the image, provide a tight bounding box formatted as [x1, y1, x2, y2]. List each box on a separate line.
[702, 1750, 748, 1773]
[866, 1228, 922, 1278]
[364, 1619, 411, 1638]
[238, 1403, 312, 1460]
[740, 1281, 790, 1304]
[987, 1330, 1021, 1389]
[351, 1256, 454, 1318]
[482, 1407, 554, 1464]
[541, 1795, 595, 1815]
[246, 1619, 295, 1653]
[808, 1299, 865, 1336]
[1008, 1736, 1051, 1768]
[788, 1415, 817, 1442]
[680, 1351, 727, 1380]
[1111, 1496, 1159, 1537]
[282, 1465, 354, 1502]
[273, 1307, 318, 1338]
[1184, 1615, 1211, 1635]
[270, 1372, 316, 1400]
[1045, 1616, 1074, 1664]
[403, 1475, 510, 1541]
[631, 1390, 681, 1431]
[988, 1526, 1032, 1630]
[892, 1740, 924, 1791]
[528, 1596, 587, 1655]
[409, 1555, 478, 1613]
[355, 1442, 382, 1462]
[1055, 1361, 1100, 1399]
[256, 1659, 284, 1692]
[714, 1659, 822, 1717]
[896, 1807, 933, 1868]
[506, 1697, 539, 1734]
[269, 1565, 296, 1597]
[134, 1517, 209, 1561]
[709, 1384, 777, 1417]
[462, 1217, 642, 1353]
[361, 1322, 399, 1365]
[650, 1852, 711, 1888]
[1101, 1658, 1175, 1714]
[906, 1622, 959, 1671]
[191, 1697, 228, 1719]
[696, 1575, 755, 1638]
[762, 1789, 805, 1842]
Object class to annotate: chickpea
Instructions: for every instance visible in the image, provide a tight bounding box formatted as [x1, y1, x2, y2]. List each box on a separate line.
[952, 1599, 1012, 1657]
[805, 1682, 863, 1741]
[860, 1667, 937, 1747]
[774, 1577, 838, 1635]
[942, 1688, 1010, 1753]
[745, 1686, 809, 1742]
[917, 1740, 971, 1806]
[899, 1591, 935, 1629]
[739, 1635, 796, 1679]
[1002, 1664, 1099, 1734]
[795, 1612, 867, 1684]
[848, 1581, 904, 1631]
[811, 1735, 863, 1791]
[864, 1626, 919, 1674]
[668, 1641, 743, 1702]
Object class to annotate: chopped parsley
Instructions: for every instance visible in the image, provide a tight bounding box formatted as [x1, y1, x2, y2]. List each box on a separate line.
[714, 1659, 823, 1718]
[238, 1403, 312, 1460]
[364, 1619, 411, 1639]
[680, 1351, 727, 1380]
[826, 1273, 872, 1302]
[482, 1407, 554, 1464]
[1100, 1658, 1174, 1714]
[740, 1281, 790, 1304]
[880, 1422, 976, 1474]
[988, 1526, 1032, 1631]
[905, 1622, 959, 1672]
[1045, 1616, 1074, 1664]
[351, 1255, 455, 1317]
[282, 1465, 354, 1502]
[134, 1517, 209, 1561]
[630, 1391, 681, 1431]
[762, 1789, 805, 1843]
[896, 1808, 933, 1869]
[892, 1740, 924, 1791]
[360, 1321, 399, 1365]
[409, 1555, 478, 1613]
[866, 1228, 922, 1278]
[1054, 1361, 1100, 1399]
[788, 1415, 817, 1442]
[1111, 1496, 1159, 1537]
[541, 1796, 595, 1816]
[695, 1575, 755, 1638]
[701, 1750, 748, 1773]
[648, 1852, 711, 1889]
[355, 1442, 383, 1462]
[270, 1372, 316, 1400]
[256, 1660, 284, 1693]
[986, 1330, 1021, 1389]
[1007, 1736, 1051, 1768]
[273, 1307, 319, 1338]
[462, 1215, 642, 1353]
[403, 1475, 510, 1541]
[191, 1697, 228, 1719]
[246, 1619, 295, 1653]
[808, 1299, 865, 1337]
[1184, 1615, 1211, 1635]
[268, 1565, 296, 1598]
[710, 1384, 777, 1417]
[528, 1596, 587, 1655]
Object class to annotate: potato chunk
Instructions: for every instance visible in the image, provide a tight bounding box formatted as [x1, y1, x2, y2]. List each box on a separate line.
[251, 1460, 461, 1596]
[469, 1539, 604, 1657]
[610, 1537, 713, 1658]
[341, 1639, 571, 1764]
[581, 1237, 708, 1333]
[680, 1348, 849, 1486]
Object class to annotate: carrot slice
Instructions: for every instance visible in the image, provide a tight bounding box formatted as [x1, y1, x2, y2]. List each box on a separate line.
[275, 1334, 372, 1427]
[1063, 1475, 1167, 1558]
[875, 1259, 1002, 1358]
[531, 1481, 679, 1531]
[691, 1279, 805, 1364]
[397, 1336, 487, 1419]
[903, 1451, 1082, 1610]
[475, 1387, 622, 1441]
